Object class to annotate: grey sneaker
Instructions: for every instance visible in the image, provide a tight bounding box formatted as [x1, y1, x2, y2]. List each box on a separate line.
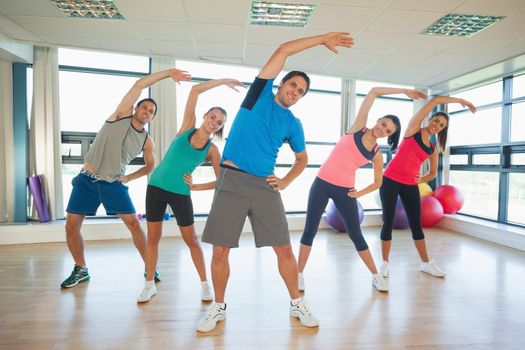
[372, 274, 389, 292]
[420, 260, 445, 277]
[290, 299, 319, 328]
[196, 302, 227, 332]
[137, 283, 157, 303]
[60, 266, 90, 288]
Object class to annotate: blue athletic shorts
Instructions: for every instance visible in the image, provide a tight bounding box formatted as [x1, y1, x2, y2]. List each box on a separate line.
[66, 171, 136, 216]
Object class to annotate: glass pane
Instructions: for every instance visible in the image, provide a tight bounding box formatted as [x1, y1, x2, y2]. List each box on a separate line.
[61, 142, 82, 157]
[355, 96, 414, 147]
[301, 143, 336, 166]
[355, 168, 380, 210]
[448, 107, 502, 146]
[449, 81, 502, 112]
[290, 91, 341, 142]
[508, 173, 525, 225]
[450, 154, 468, 165]
[472, 154, 500, 165]
[275, 71, 340, 92]
[62, 164, 83, 217]
[356, 80, 414, 95]
[176, 59, 259, 83]
[59, 48, 149, 73]
[59, 71, 148, 132]
[449, 171, 499, 220]
[191, 166, 218, 215]
[276, 167, 317, 212]
[511, 102, 525, 142]
[125, 165, 148, 216]
[512, 74, 525, 99]
[511, 153, 525, 165]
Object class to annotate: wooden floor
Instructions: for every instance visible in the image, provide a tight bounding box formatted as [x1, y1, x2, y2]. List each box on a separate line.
[1, 226, 524, 350]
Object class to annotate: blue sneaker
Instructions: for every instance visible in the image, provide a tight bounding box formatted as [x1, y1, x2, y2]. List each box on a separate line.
[61, 266, 90, 288]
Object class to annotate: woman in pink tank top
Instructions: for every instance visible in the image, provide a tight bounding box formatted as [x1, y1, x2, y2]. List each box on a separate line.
[297, 87, 426, 293]
[379, 96, 476, 280]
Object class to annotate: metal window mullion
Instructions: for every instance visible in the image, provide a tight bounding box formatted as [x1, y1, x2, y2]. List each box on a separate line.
[498, 76, 512, 222]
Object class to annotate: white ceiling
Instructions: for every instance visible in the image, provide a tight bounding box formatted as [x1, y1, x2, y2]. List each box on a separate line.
[1, 0, 525, 93]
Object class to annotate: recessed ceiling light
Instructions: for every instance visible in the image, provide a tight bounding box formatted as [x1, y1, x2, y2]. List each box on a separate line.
[50, 0, 124, 20]
[421, 13, 505, 37]
[251, 1, 316, 27]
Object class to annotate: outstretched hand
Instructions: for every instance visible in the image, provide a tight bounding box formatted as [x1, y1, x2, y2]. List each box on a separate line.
[323, 32, 354, 54]
[224, 79, 246, 92]
[168, 69, 192, 84]
[405, 89, 427, 100]
[459, 99, 477, 113]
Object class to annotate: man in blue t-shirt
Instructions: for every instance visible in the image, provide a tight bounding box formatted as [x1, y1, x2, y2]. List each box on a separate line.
[197, 32, 354, 332]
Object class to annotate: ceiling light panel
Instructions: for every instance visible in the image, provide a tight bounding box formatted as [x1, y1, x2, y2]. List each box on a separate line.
[421, 13, 505, 37]
[251, 1, 315, 27]
[50, 0, 124, 20]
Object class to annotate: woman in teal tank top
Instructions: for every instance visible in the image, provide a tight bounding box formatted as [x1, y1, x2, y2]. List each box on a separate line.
[137, 78, 245, 303]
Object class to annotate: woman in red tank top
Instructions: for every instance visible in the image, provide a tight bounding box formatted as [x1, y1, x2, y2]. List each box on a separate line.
[379, 96, 476, 280]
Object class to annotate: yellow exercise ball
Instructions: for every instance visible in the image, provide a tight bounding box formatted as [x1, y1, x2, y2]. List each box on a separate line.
[418, 183, 433, 196]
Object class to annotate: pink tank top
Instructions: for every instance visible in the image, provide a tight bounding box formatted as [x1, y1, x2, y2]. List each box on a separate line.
[318, 128, 379, 188]
[384, 131, 435, 185]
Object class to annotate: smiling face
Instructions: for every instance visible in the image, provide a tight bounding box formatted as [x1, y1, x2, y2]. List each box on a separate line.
[371, 117, 398, 139]
[427, 114, 448, 135]
[202, 108, 226, 134]
[133, 100, 156, 126]
[275, 76, 308, 108]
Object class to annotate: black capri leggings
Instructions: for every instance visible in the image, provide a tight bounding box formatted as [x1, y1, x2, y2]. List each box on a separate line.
[300, 177, 369, 251]
[379, 176, 425, 241]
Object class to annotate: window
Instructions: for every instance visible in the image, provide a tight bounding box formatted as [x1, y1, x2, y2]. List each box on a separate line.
[448, 81, 502, 112]
[449, 171, 499, 220]
[511, 101, 525, 142]
[448, 107, 502, 146]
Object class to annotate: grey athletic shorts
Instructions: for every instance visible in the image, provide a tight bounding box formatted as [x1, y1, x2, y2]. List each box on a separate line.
[202, 166, 290, 248]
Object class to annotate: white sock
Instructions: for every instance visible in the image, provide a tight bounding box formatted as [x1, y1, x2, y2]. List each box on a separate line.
[291, 297, 302, 305]
[145, 280, 154, 287]
[215, 302, 225, 308]
[201, 281, 208, 286]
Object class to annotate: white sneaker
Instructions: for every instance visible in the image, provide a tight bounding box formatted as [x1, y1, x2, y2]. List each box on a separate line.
[298, 272, 305, 292]
[201, 282, 213, 301]
[196, 302, 226, 332]
[137, 283, 157, 303]
[290, 299, 319, 328]
[372, 274, 389, 292]
[420, 260, 445, 277]
[380, 261, 389, 278]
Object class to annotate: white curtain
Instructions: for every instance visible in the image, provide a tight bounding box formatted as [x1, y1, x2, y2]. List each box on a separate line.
[29, 47, 64, 220]
[340, 78, 356, 135]
[0, 59, 14, 223]
[149, 57, 178, 163]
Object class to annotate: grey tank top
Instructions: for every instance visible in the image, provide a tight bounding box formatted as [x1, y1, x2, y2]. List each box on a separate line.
[84, 116, 148, 183]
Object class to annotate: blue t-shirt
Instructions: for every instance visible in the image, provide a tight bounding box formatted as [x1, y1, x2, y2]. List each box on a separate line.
[222, 77, 306, 176]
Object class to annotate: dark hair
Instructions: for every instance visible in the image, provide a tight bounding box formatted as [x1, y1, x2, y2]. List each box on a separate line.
[281, 71, 310, 95]
[382, 114, 402, 151]
[206, 106, 227, 140]
[431, 111, 450, 153]
[136, 98, 158, 116]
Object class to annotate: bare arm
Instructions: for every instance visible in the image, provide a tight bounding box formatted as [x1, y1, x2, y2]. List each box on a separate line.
[178, 78, 245, 135]
[259, 32, 353, 79]
[418, 151, 439, 184]
[117, 136, 155, 183]
[405, 96, 476, 137]
[184, 144, 222, 191]
[107, 68, 192, 122]
[347, 87, 427, 134]
[347, 151, 384, 198]
[266, 151, 308, 190]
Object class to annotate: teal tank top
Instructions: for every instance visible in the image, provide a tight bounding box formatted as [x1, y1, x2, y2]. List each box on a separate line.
[149, 128, 212, 195]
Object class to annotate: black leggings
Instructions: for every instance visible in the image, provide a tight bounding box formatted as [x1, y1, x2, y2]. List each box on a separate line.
[380, 176, 425, 241]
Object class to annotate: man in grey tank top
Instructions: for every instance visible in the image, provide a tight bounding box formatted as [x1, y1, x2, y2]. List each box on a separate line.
[60, 68, 191, 289]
